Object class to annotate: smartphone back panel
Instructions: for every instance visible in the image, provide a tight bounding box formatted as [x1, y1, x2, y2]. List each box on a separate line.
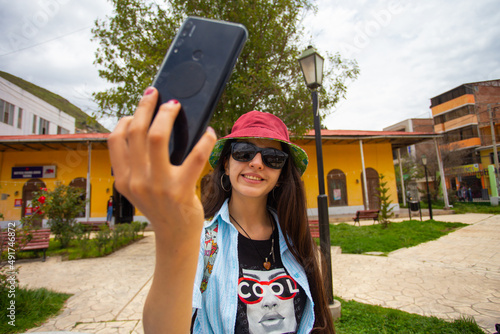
[152, 17, 248, 165]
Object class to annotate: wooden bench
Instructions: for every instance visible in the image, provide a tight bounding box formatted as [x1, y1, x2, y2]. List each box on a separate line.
[352, 210, 380, 226]
[1, 229, 51, 261]
[308, 220, 320, 238]
[79, 221, 108, 231]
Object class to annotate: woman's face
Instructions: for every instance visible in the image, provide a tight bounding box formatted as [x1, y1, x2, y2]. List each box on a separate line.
[225, 138, 283, 201]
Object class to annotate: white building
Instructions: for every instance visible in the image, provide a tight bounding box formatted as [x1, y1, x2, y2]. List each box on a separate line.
[0, 75, 75, 136]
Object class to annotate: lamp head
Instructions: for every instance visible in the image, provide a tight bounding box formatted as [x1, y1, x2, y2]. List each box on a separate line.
[421, 154, 427, 166]
[298, 45, 324, 90]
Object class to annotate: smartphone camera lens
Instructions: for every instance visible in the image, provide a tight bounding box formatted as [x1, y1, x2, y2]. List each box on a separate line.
[192, 50, 203, 61]
[175, 38, 184, 48]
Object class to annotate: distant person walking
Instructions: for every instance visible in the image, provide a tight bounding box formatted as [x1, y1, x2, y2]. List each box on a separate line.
[460, 185, 467, 202]
[106, 196, 113, 224]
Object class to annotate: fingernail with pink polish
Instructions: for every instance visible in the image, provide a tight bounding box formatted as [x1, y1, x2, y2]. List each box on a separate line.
[167, 99, 179, 104]
[144, 87, 155, 95]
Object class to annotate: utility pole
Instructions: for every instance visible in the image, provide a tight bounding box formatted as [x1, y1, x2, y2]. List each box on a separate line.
[434, 138, 450, 209]
[398, 149, 406, 206]
[488, 104, 500, 190]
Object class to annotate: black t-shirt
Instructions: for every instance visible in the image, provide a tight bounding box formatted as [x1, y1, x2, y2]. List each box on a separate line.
[235, 227, 306, 334]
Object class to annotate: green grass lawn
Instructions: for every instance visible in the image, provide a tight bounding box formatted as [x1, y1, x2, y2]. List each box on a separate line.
[329, 220, 467, 254]
[411, 200, 500, 214]
[334, 297, 485, 333]
[451, 201, 500, 214]
[0, 287, 71, 334]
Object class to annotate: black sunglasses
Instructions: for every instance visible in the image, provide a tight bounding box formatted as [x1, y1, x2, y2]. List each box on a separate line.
[230, 142, 288, 169]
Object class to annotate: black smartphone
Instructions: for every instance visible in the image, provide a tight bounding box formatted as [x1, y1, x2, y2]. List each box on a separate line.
[151, 16, 248, 165]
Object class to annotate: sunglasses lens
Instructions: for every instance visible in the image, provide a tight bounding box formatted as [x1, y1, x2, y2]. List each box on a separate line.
[263, 149, 287, 169]
[231, 142, 288, 169]
[232, 142, 257, 162]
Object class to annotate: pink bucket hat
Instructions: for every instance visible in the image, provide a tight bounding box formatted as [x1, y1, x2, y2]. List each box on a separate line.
[209, 111, 308, 175]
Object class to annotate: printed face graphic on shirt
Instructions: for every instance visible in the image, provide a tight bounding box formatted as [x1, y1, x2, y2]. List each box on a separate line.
[238, 268, 299, 334]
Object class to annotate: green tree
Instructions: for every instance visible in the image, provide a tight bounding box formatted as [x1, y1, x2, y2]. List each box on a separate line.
[376, 174, 394, 229]
[92, 0, 359, 136]
[32, 185, 86, 248]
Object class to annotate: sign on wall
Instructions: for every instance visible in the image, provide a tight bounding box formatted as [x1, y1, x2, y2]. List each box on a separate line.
[11, 165, 56, 179]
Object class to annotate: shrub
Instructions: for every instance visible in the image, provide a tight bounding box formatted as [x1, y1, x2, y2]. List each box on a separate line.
[32, 185, 86, 248]
[95, 225, 111, 255]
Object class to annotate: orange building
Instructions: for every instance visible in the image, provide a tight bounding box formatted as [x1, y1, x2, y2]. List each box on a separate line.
[430, 79, 500, 199]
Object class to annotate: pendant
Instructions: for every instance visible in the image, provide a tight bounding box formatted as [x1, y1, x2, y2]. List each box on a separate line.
[263, 259, 271, 270]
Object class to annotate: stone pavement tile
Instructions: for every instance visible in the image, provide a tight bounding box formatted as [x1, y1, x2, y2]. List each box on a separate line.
[73, 320, 140, 334]
[474, 315, 500, 334]
[116, 279, 152, 321]
[134, 320, 145, 334]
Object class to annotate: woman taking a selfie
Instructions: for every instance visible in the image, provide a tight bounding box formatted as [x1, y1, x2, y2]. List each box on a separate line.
[108, 87, 335, 333]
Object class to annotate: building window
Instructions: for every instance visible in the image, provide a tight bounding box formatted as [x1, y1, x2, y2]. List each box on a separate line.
[39, 117, 49, 134]
[57, 126, 69, 134]
[0, 99, 15, 126]
[433, 105, 475, 125]
[17, 108, 23, 129]
[489, 152, 500, 165]
[443, 125, 478, 143]
[32, 115, 37, 134]
[430, 85, 474, 107]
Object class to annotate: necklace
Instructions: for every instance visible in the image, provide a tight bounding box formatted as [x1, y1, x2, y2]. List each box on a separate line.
[229, 213, 275, 270]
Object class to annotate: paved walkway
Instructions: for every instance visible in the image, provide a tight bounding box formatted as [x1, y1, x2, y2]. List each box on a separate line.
[17, 214, 500, 333]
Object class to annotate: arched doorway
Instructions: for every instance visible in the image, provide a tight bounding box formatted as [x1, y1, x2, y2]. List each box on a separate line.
[22, 179, 46, 228]
[113, 184, 135, 224]
[361, 168, 380, 210]
[327, 169, 347, 207]
[69, 177, 87, 218]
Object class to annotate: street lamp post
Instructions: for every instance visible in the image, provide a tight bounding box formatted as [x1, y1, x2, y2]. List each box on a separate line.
[298, 46, 333, 304]
[421, 154, 433, 220]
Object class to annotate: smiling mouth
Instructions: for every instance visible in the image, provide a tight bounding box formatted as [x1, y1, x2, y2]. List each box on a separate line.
[243, 174, 264, 181]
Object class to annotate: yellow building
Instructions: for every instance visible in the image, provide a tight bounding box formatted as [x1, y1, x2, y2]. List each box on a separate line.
[297, 129, 436, 216]
[0, 130, 435, 227]
[0, 133, 115, 228]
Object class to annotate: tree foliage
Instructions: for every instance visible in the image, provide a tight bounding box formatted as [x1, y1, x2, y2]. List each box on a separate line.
[92, 0, 359, 136]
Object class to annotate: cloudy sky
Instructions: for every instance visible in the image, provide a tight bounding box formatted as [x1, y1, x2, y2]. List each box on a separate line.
[1, 0, 500, 132]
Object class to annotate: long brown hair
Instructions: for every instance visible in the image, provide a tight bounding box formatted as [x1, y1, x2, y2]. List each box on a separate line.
[202, 140, 335, 333]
